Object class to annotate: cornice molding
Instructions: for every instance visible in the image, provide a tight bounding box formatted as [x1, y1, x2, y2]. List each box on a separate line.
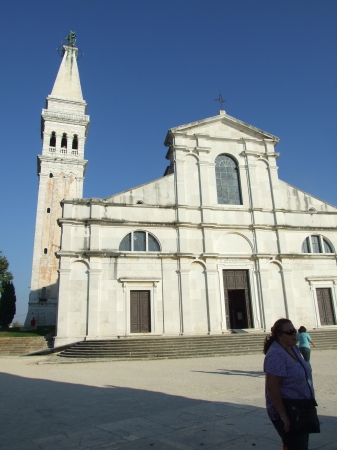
[306, 276, 337, 282]
[38, 155, 88, 166]
[241, 150, 280, 160]
[47, 95, 87, 106]
[58, 197, 337, 215]
[57, 216, 337, 233]
[42, 109, 89, 124]
[55, 249, 337, 262]
[194, 146, 211, 154]
[119, 278, 161, 284]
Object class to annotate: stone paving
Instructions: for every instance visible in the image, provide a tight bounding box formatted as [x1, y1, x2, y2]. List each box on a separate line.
[1, 350, 336, 449]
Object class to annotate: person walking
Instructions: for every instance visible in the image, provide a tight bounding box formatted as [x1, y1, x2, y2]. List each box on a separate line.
[263, 318, 318, 450]
[297, 326, 315, 364]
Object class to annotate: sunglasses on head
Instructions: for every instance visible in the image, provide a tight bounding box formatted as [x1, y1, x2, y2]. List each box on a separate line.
[281, 329, 297, 336]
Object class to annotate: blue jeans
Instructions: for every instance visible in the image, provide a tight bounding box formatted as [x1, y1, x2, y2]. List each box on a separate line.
[299, 347, 311, 363]
[272, 419, 309, 450]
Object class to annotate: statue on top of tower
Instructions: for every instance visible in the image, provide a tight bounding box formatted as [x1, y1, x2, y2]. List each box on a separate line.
[65, 30, 76, 47]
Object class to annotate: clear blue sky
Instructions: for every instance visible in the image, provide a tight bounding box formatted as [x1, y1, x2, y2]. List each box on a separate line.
[1, 0, 336, 323]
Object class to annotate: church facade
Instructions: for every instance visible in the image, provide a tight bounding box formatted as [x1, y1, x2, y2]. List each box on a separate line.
[26, 43, 337, 345]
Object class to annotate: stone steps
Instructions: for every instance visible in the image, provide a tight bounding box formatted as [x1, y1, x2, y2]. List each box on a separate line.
[57, 329, 337, 360]
[0, 337, 52, 355]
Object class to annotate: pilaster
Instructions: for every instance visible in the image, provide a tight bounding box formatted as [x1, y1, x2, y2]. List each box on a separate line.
[205, 268, 222, 333]
[177, 267, 192, 334]
[174, 152, 186, 206]
[245, 154, 260, 209]
[281, 267, 296, 320]
[87, 269, 102, 338]
[55, 269, 71, 339]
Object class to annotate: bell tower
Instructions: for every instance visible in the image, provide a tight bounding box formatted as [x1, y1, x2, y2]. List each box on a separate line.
[25, 33, 90, 326]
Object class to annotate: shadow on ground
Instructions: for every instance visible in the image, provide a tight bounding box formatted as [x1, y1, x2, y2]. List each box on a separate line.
[0, 371, 335, 450]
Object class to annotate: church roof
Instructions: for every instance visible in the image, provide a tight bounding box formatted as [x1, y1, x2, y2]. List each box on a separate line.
[50, 45, 84, 102]
[164, 111, 279, 145]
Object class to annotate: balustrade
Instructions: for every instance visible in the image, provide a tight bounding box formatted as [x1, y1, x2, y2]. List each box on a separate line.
[48, 147, 79, 156]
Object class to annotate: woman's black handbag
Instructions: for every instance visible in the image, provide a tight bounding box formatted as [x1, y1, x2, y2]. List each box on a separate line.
[282, 397, 320, 434]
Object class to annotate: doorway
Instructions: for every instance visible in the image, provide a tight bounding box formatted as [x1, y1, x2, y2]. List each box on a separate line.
[130, 291, 151, 333]
[223, 270, 253, 329]
[316, 288, 336, 325]
[228, 289, 248, 329]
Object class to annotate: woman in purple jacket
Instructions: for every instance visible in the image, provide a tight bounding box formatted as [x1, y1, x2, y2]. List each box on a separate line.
[263, 318, 315, 450]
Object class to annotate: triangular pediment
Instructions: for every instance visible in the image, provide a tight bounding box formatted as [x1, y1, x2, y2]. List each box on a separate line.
[164, 112, 279, 145]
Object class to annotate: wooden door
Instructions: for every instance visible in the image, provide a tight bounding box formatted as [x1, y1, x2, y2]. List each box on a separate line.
[130, 291, 151, 333]
[316, 288, 336, 325]
[223, 270, 253, 329]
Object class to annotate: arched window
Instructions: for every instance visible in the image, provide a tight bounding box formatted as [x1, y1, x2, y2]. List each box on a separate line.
[120, 233, 131, 251]
[148, 234, 160, 251]
[215, 155, 242, 205]
[119, 231, 161, 252]
[46, 207, 51, 213]
[61, 133, 67, 148]
[49, 132, 56, 147]
[72, 134, 78, 150]
[134, 231, 146, 251]
[43, 248, 48, 254]
[301, 235, 334, 254]
[323, 239, 333, 253]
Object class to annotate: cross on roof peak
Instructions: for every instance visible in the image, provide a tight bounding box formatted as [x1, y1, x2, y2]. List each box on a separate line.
[215, 91, 226, 110]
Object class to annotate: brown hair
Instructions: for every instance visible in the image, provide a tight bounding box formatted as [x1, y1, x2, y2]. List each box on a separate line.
[298, 326, 306, 333]
[263, 318, 292, 355]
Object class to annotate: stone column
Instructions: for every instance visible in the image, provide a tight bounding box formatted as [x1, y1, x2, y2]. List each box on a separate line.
[174, 153, 186, 205]
[55, 268, 71, 344]
[178, 228, 190, 254]
[331, 280, 337, 325]
[308, 281, 320, 328]
[86, 269, 102, 339]
[76, 176, 84, 197]
[244, 265, 261, 330]
[199, 161, 213, 224]
[280, 267, 296, 320]
[89, 224, 100, 251]
[153, 282, 157, 334]
[205, 268, 221, 334]
[61, 223, 72, 251]
[122, 281, 128, 336]
[265, 142, 282, 210]
[178, 267, 193, 334]
[203, 228, 214, 254]
[244, 153, 260, 209]
[198, 161, 211, 204]
[257, 265, 269, 330]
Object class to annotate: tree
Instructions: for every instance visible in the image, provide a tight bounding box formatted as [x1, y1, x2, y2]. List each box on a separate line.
[0, 282, 16, 327]
[0, 251, 13, 294]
